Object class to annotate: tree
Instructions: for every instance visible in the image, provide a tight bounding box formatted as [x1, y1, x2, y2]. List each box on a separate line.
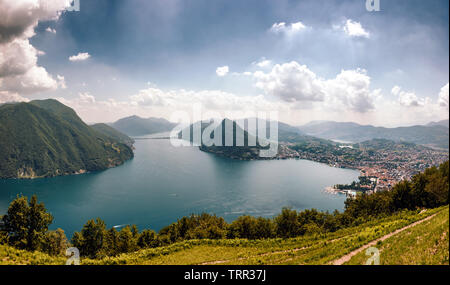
[103, 228, 120, 256]
[27, 195, 54, 250]
[42, 228, 68, 256]
[275, 208, 300, 238]
[254, 217, 275, 239]
[72, 218, 106, 258]
[117, 226, 138, 253]
[137, 229, 159, 248]
[1, 195, 53, 250]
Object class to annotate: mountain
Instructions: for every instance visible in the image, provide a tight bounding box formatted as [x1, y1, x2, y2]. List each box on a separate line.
[90, 123, 134, 146]
[178, 118, 264, 159]
[110, 115, 176, 136]
[427, 119, 449, 128]
[0, 99, 134, 179]
[178, 118, 332, 159]
[298, 121, 449, 149]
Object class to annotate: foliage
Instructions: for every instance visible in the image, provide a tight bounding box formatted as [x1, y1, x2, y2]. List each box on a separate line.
[0, 100, 133, 178]
[41, 228, 69, 256]
[1, 195, 53, 251]
[71, 218, 107, 258]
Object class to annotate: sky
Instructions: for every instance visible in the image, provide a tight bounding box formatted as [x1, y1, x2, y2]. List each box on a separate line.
[0, 0, 449, 127]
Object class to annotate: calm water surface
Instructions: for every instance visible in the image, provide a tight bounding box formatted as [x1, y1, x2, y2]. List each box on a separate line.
[0, 138, 359, 237]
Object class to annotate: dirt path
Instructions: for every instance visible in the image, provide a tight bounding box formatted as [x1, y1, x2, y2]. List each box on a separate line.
[330, 212, 437, 265]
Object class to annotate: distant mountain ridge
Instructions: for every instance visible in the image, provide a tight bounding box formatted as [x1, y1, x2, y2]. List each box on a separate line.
[298, 120, 449, 149]
[109, 115, 176, 136]
[427, 119, 449, 128]
[0, 99, 134, 179]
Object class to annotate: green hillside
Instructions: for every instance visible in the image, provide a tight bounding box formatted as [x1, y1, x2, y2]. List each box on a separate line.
[91, 123, 134, 146]
[1, 206, 446, 265]
[82, 206, 448, 265]
[346, 207, 449, 265]
[0, 100, 134, 179]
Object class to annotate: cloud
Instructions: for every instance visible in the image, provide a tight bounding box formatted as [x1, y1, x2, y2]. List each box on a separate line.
[57, 74, 66, 89]
[215, 66, 229, 77]
[0, 0, 70, 98]
[253, 58, 272, 68]
[46, 27, 56, 34]
[0, 66, 58, 94]
[0, 0, 70, 44]
[129, 87, 281, 112]
[325, 69, 377, 112]
[253, 61, 378, 112]
[438, 83, 449, 108]
[253, 61, 325, 103]
[269, 21, 307, 34]
[56, 84, 287, 123]
[0, 38, 37, 77]
[69, 52, 91, 62]
[391, 85, 427, 107]
[341, 19, 370, 38]
[0, 91, 29, 104]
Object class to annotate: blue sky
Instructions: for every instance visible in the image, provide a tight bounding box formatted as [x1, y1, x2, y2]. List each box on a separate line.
[1, 0, 448, 126]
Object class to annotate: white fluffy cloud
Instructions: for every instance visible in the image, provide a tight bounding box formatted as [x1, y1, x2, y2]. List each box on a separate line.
[0, 0, 70, 43]
[56, 74, 66, 89]
[0, 91, 29, 104]
[253, 61, 325, 103]
[325, 69, 377, 112]
[438, 83, 449, 108]
[270, 21, 307, 35]
[46, 27, 56, 34]
[69, 52, 91, 62]
[56, 85, 287, 123]
[253, 61, 377, 112]
[391, 85, 428, 107]
[215, 66, 229, 77]
[341, 19, 370, 38]
[253, 58, 272, 68]
[0, 0, 71, 97]
[1, 66, 58, 94]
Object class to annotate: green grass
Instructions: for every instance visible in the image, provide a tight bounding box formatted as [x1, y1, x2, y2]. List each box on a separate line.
[346, 206, 449, 265]
[1, 206, 447, 265]
[0, 244, 66, 265]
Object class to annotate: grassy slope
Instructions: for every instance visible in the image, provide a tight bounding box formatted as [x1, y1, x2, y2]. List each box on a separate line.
[0, 245, 65, 265]
[83, 206, 448, 265]
[1, 206, 447, 265]
[346, 206, 449, 265]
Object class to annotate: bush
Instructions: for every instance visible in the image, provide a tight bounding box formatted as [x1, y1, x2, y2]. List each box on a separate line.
[41, 228, 68, 256]
[275, 208, 300, 238]
[138, 229, 159, 248]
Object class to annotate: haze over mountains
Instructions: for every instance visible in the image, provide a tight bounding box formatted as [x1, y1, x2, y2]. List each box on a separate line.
[298, 120, 449, 149]
[109, 113, 449, 150]
[0, 100, 134, 179]
[109, 115, 176, 136]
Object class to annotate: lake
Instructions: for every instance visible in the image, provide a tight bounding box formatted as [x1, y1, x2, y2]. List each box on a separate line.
[0, 138, 359, 238]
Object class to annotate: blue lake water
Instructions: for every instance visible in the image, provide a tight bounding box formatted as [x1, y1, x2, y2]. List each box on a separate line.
[0, 138, 359, 238]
